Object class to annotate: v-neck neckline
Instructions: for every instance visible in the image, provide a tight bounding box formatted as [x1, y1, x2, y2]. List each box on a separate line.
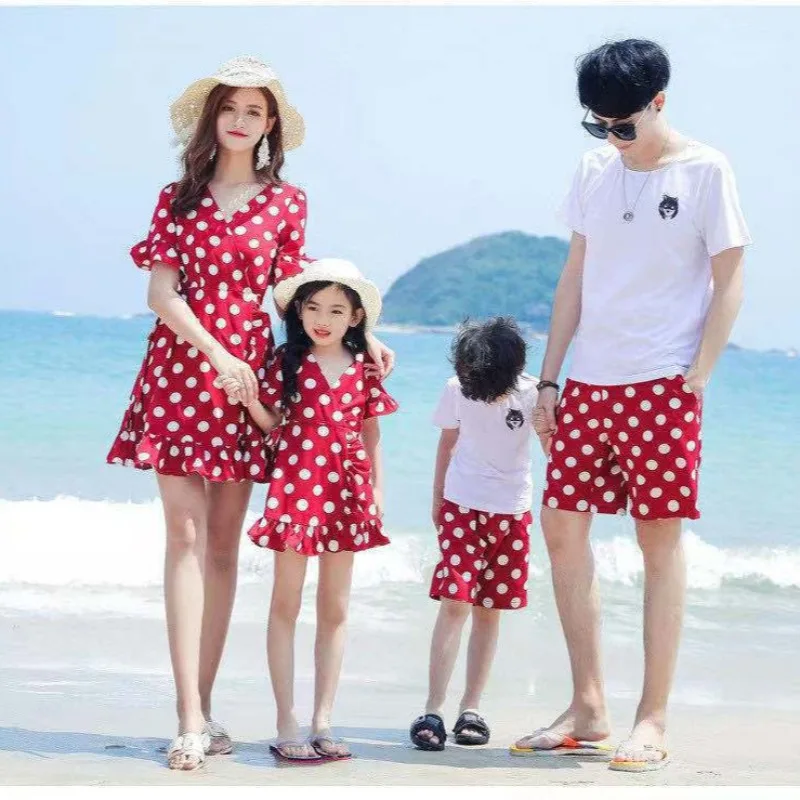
[308, 351, 363, 392]
[206, 182, 270, 222]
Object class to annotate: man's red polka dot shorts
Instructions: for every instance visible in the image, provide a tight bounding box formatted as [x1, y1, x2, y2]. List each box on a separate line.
[543, 375, 703, 520]
[429, 499, 531, 610]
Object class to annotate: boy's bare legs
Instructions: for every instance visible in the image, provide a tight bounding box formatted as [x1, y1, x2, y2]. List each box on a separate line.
[415, 599, 472, 747]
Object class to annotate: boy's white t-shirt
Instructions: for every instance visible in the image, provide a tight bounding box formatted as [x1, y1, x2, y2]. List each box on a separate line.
[561, 141, 752, 386]
[432, 375, 538, 515]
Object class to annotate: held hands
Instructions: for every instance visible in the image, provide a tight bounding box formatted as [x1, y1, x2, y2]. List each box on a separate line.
[209, 346, 258, 406]
[533, 386, 559, 455]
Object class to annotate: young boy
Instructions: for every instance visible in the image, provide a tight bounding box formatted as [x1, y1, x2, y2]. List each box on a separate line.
[410, 317, 538, 750]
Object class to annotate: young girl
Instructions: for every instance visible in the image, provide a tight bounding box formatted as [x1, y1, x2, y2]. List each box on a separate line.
[222, 258, 397, 763]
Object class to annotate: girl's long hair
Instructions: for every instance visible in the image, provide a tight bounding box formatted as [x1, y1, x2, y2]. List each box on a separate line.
[173, 84, 286, 217]
[281, 281, 369, 410]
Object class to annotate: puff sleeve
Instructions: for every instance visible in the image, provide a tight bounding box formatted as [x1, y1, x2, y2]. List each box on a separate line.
[130, 183, 181, 271]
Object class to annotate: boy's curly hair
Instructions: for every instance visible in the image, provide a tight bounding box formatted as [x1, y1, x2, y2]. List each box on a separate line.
[450, 317, 527, 403]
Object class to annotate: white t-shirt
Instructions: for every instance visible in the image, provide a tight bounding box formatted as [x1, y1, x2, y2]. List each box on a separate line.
[561, 141, 752, 386]
[432, 375, 538, 515]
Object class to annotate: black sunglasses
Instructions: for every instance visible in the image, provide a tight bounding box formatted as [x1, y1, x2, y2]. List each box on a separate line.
[581, 105, 650, 142]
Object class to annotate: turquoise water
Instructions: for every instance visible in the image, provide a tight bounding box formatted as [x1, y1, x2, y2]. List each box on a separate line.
[2, 310, 798, 549]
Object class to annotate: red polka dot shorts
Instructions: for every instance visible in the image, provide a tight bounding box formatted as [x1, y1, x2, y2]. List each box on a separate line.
[429, 500, 531, 610]
[543, 375, 703, 520]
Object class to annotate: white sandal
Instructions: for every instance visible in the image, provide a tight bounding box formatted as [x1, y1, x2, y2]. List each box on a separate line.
[167, 731, 210, 771]
[204, 718, 234, 755]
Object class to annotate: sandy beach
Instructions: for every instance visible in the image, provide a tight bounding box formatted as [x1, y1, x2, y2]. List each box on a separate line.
[1, 586, 798, 787]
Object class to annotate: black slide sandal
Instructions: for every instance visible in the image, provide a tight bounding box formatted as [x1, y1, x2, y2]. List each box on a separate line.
[453, 711, 491, 746]
[410, 713, 447, 751]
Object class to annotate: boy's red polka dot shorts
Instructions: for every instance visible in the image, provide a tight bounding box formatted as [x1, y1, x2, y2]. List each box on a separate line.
[429, 500, 531, 610]
[543, 375, 703, 521]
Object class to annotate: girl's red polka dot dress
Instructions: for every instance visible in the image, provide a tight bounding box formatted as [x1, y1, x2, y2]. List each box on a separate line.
[107, 182, 307, 482]
[247, 348, 398, 555]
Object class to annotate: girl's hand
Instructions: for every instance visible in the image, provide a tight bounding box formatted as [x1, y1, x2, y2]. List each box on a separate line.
[365, 333, 395, 379]
[209, 346, 258, 405]
[214, 375, 246, 404]
[431, 495, 443, 530]
[373, 488, 384, 519]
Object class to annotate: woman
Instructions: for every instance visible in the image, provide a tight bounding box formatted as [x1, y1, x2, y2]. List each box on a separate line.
[107, 56, 394, 771]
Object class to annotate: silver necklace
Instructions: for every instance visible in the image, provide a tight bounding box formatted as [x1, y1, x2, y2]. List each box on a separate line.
[621, 134, 671, 223]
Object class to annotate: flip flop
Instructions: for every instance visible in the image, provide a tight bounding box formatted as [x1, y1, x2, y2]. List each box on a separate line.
[453, 711, 491, 746]
[609, 743, 671, 772]
[269, 739, 328, 764]
[510, 728, 613, 758]
[410, 713, 447, 751]
[310, 734, 353, 761]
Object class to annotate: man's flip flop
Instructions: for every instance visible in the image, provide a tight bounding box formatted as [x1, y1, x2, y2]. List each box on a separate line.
[269, 739, 328, 764]
[409, 713, 447, 751]
[608, 743, 671, 772]
[310, 735, 353, 761]
[453, 711, 491, 746]
[510, 729, 613, 758]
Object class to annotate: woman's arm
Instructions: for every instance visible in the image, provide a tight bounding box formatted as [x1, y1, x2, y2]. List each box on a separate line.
[148, 265, 259, 404]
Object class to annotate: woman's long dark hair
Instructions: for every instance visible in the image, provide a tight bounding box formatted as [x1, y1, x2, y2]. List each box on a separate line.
[173, 84, 286, 217]
[281, 281, 369, 410]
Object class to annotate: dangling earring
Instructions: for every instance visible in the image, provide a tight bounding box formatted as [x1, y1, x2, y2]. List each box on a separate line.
[256, 135, 271, 170]
[209, 145, 217, 161]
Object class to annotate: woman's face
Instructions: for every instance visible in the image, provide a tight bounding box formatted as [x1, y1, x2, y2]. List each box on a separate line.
[215, 87, 274, 154]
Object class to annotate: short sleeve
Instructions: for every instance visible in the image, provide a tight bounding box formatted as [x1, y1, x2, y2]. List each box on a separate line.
[557, 156, 588, 236]
[699, 158, 752, 257]
[363, 365, 399, 420]
[432, 378, 460, 430]
[257, 349, 285, 410]
[271, 187, 308, 285]
[130, 184, 181, 271]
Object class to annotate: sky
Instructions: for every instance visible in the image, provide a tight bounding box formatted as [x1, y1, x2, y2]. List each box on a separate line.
[1, 4, 798, 349]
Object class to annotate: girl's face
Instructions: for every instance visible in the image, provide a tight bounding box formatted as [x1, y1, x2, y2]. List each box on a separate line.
[297, 284, 365, 348]
[216, 87, 274, 154]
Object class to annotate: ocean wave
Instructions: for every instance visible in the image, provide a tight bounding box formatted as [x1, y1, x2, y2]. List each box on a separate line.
[1, 497, 798, 594]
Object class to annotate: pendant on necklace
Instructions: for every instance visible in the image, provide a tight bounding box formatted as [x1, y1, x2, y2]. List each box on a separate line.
[623, 211, 635, 222]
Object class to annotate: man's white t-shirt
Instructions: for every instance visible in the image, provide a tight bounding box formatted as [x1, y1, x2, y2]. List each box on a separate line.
[432, 375, 538, 515]
[561, 141, 752, 386]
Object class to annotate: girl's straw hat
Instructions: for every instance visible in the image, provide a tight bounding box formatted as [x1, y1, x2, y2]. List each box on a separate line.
[274, 259, 383, 331]
[170, 56, 305, 150]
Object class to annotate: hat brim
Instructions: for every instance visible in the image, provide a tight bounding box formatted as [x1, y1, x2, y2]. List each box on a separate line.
[273, 270, 382, 331]
[170, 77, 305, 150]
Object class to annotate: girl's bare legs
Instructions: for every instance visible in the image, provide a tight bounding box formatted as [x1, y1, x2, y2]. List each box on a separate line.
[199, 480, 253, 729]
[310, 551, 355, 757]
[157, 473, 208, 768]
[267, 548, 313, 757]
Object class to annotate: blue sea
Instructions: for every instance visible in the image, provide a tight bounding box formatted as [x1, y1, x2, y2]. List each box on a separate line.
[1, 309, 799, 712]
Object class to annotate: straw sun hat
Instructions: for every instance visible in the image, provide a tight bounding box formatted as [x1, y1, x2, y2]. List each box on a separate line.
[273, 259, 383, 331]
[169, 55, 305, 150]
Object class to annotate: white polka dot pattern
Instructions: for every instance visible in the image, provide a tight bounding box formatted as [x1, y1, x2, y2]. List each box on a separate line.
[543, 376, 702, 520]
[107, 181, 308, 482]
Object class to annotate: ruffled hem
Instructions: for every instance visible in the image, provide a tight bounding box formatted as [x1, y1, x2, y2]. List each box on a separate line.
[107, 432, 272, 483]
[247, 515, 390, 555]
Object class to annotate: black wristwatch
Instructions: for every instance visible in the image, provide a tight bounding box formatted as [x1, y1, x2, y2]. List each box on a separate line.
[536, 379, 560, 392]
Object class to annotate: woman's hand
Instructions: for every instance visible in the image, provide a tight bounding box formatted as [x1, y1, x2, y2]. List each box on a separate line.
[373, 487, 384, 519]
[365, 333, 395, 379]
[209, 346, 258, 406]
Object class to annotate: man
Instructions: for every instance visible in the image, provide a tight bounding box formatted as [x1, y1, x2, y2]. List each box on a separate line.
[515, 39, 751, 771]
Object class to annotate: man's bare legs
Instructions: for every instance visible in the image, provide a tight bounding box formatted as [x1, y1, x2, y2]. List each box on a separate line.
[515, 508, 610, 749]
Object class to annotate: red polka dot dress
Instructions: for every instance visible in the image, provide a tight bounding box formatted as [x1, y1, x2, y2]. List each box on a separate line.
[247, 348, 399, 555]
[107, 181, 307, 482]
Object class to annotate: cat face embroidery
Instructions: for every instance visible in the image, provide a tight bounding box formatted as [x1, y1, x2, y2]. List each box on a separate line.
[659, 195, 679, 220]
[505, 409, 524, 430]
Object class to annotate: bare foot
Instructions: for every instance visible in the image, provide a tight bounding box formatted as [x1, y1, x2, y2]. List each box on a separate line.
[515, 703, 610, 750]
[613, 715, 666, 760]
